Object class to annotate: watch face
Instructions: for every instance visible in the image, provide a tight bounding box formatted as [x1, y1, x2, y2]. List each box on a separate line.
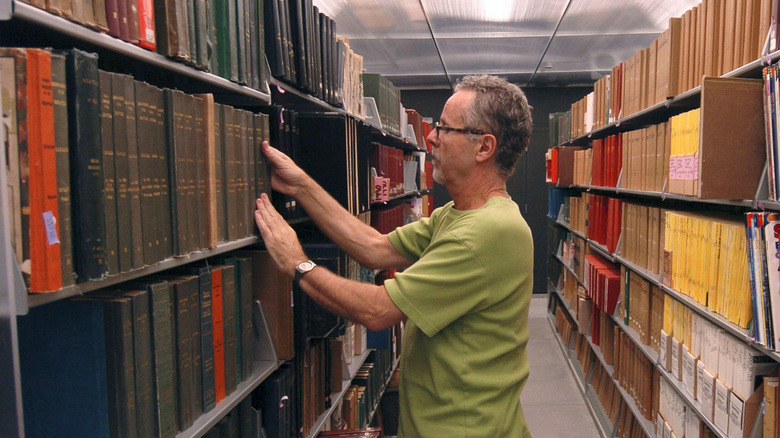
[297, 260, 316, 272]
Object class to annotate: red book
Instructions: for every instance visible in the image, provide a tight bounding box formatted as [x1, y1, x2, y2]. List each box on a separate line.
[136, 0, 156, 50]
[211, 266, 226, 402]
[28, 49, 62, 292]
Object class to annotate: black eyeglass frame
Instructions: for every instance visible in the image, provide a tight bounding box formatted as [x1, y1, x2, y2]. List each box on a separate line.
[434, 122, 486, 137]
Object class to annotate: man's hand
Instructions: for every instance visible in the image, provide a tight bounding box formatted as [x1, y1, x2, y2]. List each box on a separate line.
[262, 141, 308, 197]
[254, 193, 307, 277]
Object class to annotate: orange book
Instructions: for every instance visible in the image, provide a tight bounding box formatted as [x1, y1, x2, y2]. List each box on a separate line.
[136, 0, 156, 51]
[27, 49, 62, 292]
[210, 266, 226, 402]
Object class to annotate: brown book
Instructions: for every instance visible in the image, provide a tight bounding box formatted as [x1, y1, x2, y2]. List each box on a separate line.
[126, 0, 140, 44]
[235, 250, 294, 361]
[110, 71, 133, 273]
[45, 0, 73, 19]
[194, 94, 218, 249]
[91, 0, 109, 32]
[698, 77, 765, 199]
[124, 76, 144, 269]
[154, 0, 190, 60]
[99, 70, 119, 276]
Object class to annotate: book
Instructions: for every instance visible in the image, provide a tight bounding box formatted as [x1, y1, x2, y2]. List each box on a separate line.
[110, 71, 133, 274]
[17, 298, 111, 437]
[50, 51, 75, 287]
[122, 75, 145, 270]
[137, 0, 156, 50]
[210, 265, 226, 403]
[98, 70, 120, 276]
[64, 49, 108, 281]
[119, 287, 156, 438]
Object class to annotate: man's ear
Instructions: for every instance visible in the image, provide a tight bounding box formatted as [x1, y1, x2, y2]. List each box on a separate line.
[475, 134, 498, 163]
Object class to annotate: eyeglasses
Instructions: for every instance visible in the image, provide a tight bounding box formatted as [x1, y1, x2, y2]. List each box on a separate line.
[434, 122, 486, 137]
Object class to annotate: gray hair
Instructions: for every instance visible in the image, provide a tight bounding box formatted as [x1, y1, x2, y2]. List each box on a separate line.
[454, 75, 533, 177]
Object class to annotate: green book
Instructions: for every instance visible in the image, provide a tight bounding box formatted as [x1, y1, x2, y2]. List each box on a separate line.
[99, 70, 119, 276]
[50, 52, 75, 287]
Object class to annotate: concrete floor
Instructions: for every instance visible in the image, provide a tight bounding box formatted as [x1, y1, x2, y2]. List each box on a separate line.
[521, 295, 603, 438]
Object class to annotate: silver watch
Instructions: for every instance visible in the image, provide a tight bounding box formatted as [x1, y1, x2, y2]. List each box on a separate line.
[294, 260, 317, 286]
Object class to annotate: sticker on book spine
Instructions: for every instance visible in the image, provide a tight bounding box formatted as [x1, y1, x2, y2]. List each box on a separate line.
[43, 211, 60, 245]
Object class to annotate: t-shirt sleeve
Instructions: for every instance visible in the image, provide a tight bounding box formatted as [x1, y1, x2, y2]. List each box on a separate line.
[384, 232, 492, 337]
[387, 215, 435, 262]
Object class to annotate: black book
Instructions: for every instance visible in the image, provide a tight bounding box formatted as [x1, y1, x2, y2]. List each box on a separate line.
[304, 0, 315, 93]
[193, 95, 209, 250]
[110, 72, 133, 274]
[153, 274, 198, 431]
[119, 287, 157, 438]
[150, 85, 174, 261]
[291, 0, 307, 89]
[312, 7, 322, 99]
[256, 0, 267, 88]
[102, 294, 139, 438]
[220, 255, 253, 381]
[50, 51, 75, 287]
[220, 263, 238, 396]
[214, 0, 229, 79]
[279, 0, 295, 83]
[227, 0, 239, 82]
[98, 70, 119, 276]
[264, 0, 285, 78]
[329, 16, 338, 106]
[247, 0, 259, 90]
[65, 49, 107, 282]
[171, 265, 216, 413]
[144, 280, 177, 438]
[193, 0, 209, 70]
[185, 0, 197, 65]
[258, 365, 294, 438]
[134, 81, 161, 266]
[236, 0, 247, 84]
[163, 88, 191, 257]
[124, 76, 145, 270]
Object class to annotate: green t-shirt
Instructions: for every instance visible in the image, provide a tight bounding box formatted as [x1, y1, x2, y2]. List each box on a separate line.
[385, 197, 534, 438]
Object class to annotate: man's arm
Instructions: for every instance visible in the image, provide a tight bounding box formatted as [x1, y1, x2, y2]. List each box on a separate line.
[298, 265, 405, 331]
[261, 141, 411, 270]
[253, 191, 405, 331]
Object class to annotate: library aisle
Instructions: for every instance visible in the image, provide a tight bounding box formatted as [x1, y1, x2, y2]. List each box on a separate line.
[522, 295, 602, 438]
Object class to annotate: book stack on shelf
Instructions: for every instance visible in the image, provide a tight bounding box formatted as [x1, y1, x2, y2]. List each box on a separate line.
[545, 1, 780, 436]
[0, 2, 428, 438]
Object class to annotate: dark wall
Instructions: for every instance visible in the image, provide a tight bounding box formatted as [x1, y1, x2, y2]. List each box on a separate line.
[401, 86, 592, 294]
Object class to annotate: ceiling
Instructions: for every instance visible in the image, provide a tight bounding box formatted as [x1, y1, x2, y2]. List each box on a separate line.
[312, 0, 702, 90]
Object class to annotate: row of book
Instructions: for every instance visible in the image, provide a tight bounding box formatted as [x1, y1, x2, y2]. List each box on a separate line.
[1, 47, 276, 292]
[619, 267, 665, 355]
[660, 293, 778, 436]
[549, 77, 766, 201]
[565, 0, 775, 136]
[763, 63, 780, 201]
[18, 257, 255, 438]
[554, 189, 755, 334]
[363, 73, 403, 137]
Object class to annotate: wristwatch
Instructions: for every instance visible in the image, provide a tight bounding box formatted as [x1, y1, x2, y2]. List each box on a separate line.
[294, 260, 317, 287]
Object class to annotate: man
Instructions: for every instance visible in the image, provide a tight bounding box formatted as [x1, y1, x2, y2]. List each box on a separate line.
[254, 74, 534, 437]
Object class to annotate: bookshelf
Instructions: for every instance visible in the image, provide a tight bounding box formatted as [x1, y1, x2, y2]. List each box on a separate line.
[0, 2, 419, 438]
[545, 4, 780, 433]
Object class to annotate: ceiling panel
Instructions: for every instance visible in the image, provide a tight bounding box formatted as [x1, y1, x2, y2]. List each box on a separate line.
[312, 0, 708, 89]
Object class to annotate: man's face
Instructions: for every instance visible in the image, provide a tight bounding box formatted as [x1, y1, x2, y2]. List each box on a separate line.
[426, 90, 480, 186]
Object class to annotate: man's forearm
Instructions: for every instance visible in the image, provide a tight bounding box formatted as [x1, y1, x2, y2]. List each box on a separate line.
[298, 265, 405, 332]
[292, 174, 409, 270]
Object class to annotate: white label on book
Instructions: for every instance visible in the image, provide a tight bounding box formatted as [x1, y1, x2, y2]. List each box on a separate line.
[671, 338, 680, 380]
[43, 211, 60, 245]
[714, 379, 730, 432]
[729, 391, 745, 438]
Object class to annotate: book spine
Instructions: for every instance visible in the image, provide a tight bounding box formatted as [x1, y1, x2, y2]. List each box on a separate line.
[124, 289, 156, 437]
[193, 0, 209, 69]
[214, 103, 226, 243]
[50, 52, 75, 288]
[211, 266, 226, 402]
[182, 93, 198, 253]
[134, 82, 158, 266]
[196, 266, 216, 412]
[105, 0, 122, 37]
[66, 49, 108, 281]
[171, 277, 195, 430]
[126, 0, 140, 44]
[28, 49, 63, 292]
[99, 70, 120, 276]
[147, 281, 176, 438]
[150, 85, 174, 260]
[110, 72, 133, 274]
[137, 0, 156, 50]
[221, 263, 237, 395]
[105, 297, 139, 438]
[163, 89, 188, 257]
[116, 0, 130, 41]
[123, 76, 145, 270]
[193, 96, 209, 250]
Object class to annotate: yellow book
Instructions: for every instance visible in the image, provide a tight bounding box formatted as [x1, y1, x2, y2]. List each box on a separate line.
[708, 220, 723, 311]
